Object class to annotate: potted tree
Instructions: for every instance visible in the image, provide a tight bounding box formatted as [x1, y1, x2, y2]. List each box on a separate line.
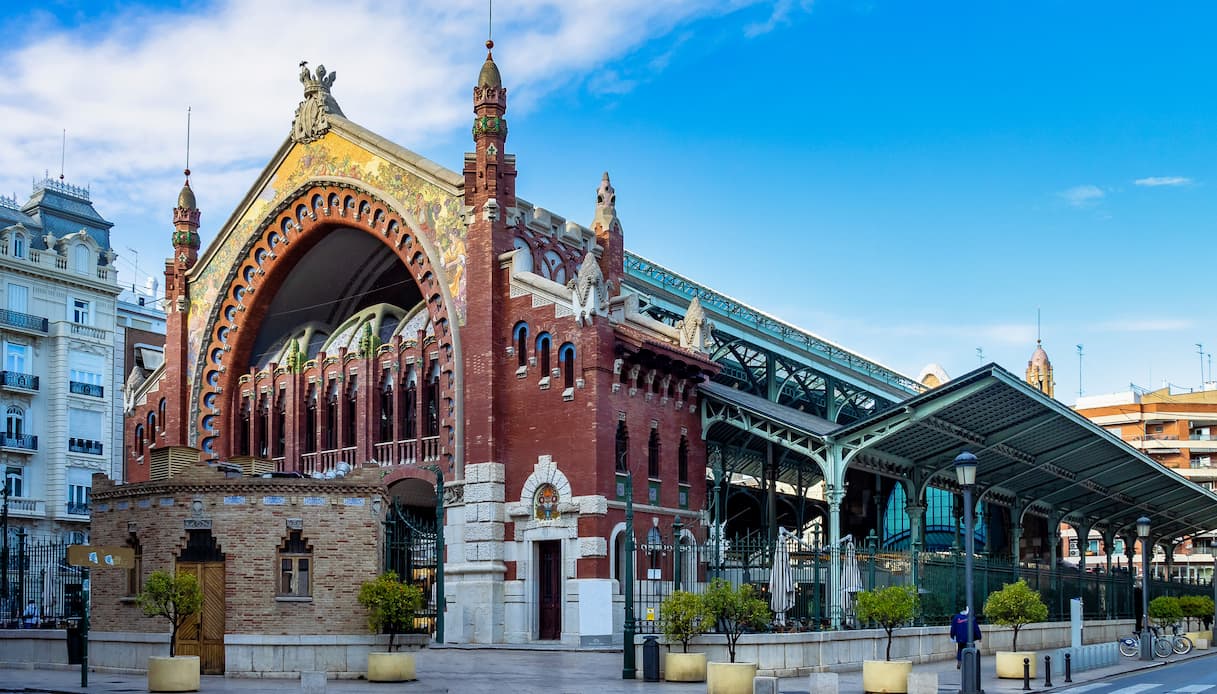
[983, 579, 1048, 678]
[1179, 595, 1214, 646]
[658, 590, 711, 682]
[137, 569, 203, 692]
[701, 578, 770, 694]
[357, 571, 425, 682]
[856, 584, 919, 694]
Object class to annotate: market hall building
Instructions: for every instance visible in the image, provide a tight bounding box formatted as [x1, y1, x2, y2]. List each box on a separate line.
[88, 43, 1217, 675]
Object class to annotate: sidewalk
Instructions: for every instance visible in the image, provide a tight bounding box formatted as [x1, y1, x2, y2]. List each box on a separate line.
[1, 645, 1212, 694]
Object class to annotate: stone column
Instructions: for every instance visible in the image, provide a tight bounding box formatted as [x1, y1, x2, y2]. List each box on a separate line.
[446, 461, 505, 643]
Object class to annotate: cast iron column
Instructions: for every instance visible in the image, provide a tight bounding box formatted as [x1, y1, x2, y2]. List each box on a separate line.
[623, 469, 636, 679]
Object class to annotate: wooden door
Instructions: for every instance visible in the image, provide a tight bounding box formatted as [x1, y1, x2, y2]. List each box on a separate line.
[538, 541, 561, 640]
[175, 562, 225, 674]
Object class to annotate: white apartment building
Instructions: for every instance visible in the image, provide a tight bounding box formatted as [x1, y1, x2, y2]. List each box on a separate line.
[0, 178, 121, 544]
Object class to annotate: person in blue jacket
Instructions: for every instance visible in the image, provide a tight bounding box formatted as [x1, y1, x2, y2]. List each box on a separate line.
[950, 607, 982, 668]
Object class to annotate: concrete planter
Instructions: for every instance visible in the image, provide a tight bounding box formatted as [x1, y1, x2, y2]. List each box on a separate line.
[664, 652, 706, 682]
[147, 656, 200, 692]
[995, 651, 1036, 679]
[367, 652, 416, 682]
[705, 661, 756, 694]
[861, 659, 911, 693]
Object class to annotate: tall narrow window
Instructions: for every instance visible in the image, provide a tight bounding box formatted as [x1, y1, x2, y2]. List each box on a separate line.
[304, 385, 317, 454]
[424, 360, 439, 437]
[66, 467, 92, 515]
[256, 393, 269, 458]
[134, 424, 145, 456]
[71, 299, 90, 325]
[6, 284, 27, 312]
[615, 420, 629, 472]
[11, 234, 24, 259]
[536, 333, 552, 375]
[344, 376, 358, 448]
[4, 465, 23, 497]
[678, 435, 689, 484]
[277, 529, 313, 598]
[238, 398, 251, 455]
[559, 343, 576, 389]
[6, 405, 24, 437]
[648, 429, 660, 479]
[5, 343, 27, 373]
[158, 399, 166, 431]
[378, 372, 393, 443]
[275, 390, 286, 457]
[125, 533, 143, 597]
[514, 322, 529, 367]
[74, 244, 92, 273]
[324, 381, 338, 450]
[146, 411, 156, 441]
[402, 366, 417, 440]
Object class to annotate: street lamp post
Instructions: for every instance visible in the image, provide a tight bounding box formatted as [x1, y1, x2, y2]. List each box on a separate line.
[1138, 516, 1152, 661]
[954, 451, 983, 694]
[622, 469, 636, 679]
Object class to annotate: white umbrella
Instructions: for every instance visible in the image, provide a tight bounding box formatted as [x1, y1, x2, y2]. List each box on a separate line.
[840, 537, 864, 628]
[41, 567, 56, 626]
[768, 534, 795, 626]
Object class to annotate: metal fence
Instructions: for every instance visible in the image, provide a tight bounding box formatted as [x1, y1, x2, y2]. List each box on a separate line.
[1, 538, 87, 628]
[631, 529, 1214, 634]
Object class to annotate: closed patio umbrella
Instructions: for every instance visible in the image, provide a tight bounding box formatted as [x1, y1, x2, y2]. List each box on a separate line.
[769, 534, 795, 626]
[840, 536, 864, 628]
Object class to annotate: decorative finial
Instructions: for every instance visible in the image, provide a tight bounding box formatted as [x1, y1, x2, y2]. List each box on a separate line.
[59, 129, 66, 181]
[184, 106, 192, 180]
[291, 60, 344, 144]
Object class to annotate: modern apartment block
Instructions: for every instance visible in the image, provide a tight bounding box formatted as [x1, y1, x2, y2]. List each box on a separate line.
[1075, 385, 1217, 581]
[112, 288, 166, 484]
[0, 178, 121, 543]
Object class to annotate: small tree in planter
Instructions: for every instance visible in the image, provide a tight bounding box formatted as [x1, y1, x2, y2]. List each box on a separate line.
[983, 579, 1048, 652]
[1179, 595, 1214, 632]
[659, 590, 711, 653]
[856, 584, 918, 661]
[357, 571, 425, 652]
[701, 578, 771, 663]
[137, 570, 202, 657]
[1148, 595, 1183, 630]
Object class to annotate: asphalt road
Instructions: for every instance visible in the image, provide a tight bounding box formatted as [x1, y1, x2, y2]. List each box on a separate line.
[1058, 655, 1217, 693]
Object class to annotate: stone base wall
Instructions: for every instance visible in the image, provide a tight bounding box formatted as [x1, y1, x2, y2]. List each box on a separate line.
[0, 629, 73, 668]
[88, 631, 170, 672]
[635, 619, 1136, 678]
[224, 633, 429, 678]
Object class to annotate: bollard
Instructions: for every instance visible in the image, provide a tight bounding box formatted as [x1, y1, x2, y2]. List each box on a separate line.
[1023, 657, 1031, 691]
[753, 675, 779, 694]
[642, 635, 660, 682]
[1064, 652, 1072, 683]
[1044, 655, 1053, 687]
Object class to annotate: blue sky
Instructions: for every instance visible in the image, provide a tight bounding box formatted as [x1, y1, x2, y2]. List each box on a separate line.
[2, 1, 1215, 401]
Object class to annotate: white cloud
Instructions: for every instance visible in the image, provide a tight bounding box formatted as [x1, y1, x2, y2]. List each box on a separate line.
[1134, 176, 1192, 187]
[1058, 184, 1104, 208]
[745, 0, 814, 37]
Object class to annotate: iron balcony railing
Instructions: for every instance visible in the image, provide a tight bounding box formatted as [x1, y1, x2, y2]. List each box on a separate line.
[0, 433, 37, 450]
[68, 381, 104, 398]
[0, 309, 48, 333]
[67, 438, 103, 455]
[65, 501, 90, 515]
[0, 371, 38, 390]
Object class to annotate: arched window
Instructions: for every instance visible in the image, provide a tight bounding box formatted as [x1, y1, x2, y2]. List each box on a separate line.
[535, 333, 551, 375]
[74, 244, 92, 273]
[134, 423, 145, 456]
[402, 365, 417, 440]
[559, 343, 576, 389]
[512, 237, 534, 273]
[256, 393, 269, 458]
[324, 381, 338, 450]
[237, 397, 250, 455]
[615, 420, 629, 472]
[378, 371, 393, 443]
[648, 429, 660, 479]
[158, 399, 166, 432]
[678, 435, 689, 484]
[147, 411, 156, 439]
[6, 405, 23, 437]
[344, 376, 358, 448]
[513, 322, 529, 367]
[304, 384, 317, 454]
[539, 250, 566, 284]
[11, 233, 24, 259]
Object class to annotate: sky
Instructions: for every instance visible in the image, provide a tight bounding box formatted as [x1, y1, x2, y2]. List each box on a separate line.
[3, 1, 1216, 404]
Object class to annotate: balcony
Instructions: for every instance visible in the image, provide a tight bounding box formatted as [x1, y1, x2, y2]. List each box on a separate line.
[2, 497, 44, 517]
[0, 309, 48, 334]
[68, 437, 104, 456]
[65, 501, 90, 516]
[0, 433, 37, 452]
[0, 370, 38, 391]
[69, 381, 104, 398]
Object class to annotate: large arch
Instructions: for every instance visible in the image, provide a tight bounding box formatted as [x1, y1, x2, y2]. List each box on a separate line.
[190, 181, 461, 472]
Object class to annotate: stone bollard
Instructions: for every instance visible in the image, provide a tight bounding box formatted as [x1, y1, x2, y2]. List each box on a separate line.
[300, 671, 326, 694]
[753, 675, 779, 694]
[808, 671, 839, 694]
[1196, 638, 1210, 651]
[907, 671, 938, 694]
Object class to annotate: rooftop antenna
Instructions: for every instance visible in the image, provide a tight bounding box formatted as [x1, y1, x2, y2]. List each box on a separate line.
[1077, 344, 1084, 398]
[488, 0, 493, 44]
[1036, 308, 1041, 344]
[1198, 343, 1205, 389]
[59, 129, 66, 181]
[976, 347, 984, 364]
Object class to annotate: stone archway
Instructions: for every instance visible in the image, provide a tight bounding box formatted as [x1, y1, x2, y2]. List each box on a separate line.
[190, 181, 460, 471]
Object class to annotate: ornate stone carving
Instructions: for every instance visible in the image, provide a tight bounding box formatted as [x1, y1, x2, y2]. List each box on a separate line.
[677, 297, 712, 353]
[569, 251, 608, 326]
[291, 62, 345, 144]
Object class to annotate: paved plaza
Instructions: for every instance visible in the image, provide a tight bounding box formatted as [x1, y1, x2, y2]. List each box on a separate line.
[2, 645, 1213, 694]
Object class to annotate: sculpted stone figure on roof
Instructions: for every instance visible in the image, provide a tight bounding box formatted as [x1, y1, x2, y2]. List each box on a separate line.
[570, 250, 608, 326]
[292, 61, 344, 144]
[677, 296, 712, 353]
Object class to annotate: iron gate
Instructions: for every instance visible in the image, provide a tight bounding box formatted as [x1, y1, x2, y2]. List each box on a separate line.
[383, 500, 439, 636]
